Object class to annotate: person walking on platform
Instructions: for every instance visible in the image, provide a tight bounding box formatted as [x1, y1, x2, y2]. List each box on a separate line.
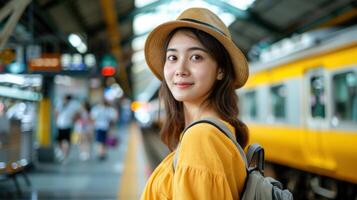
[141, 7, 249, 199]
[74, 100, 93, 161]
[55, 94, 80, 162]
[90, 99, 118, 161]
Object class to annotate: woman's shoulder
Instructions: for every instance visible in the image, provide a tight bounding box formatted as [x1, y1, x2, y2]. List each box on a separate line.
[181, 119, 236, 143]
[177, 119, 240, 172]
[180, 120, 237, 155]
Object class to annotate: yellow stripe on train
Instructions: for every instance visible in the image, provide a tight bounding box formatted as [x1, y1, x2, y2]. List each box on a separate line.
[247, 123, 357, 184]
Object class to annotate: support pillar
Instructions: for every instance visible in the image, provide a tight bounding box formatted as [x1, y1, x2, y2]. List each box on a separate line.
[36, 76, 55, 162]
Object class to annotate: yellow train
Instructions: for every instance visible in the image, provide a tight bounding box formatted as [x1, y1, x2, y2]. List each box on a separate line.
[238, 26, 357, 199]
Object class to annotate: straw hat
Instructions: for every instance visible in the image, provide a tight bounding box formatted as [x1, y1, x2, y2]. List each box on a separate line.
[144, 7, 249, 88]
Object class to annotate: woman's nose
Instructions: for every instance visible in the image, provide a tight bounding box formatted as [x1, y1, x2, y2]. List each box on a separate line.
[175, 70, 188, 76]
[175, 60, 188, 77]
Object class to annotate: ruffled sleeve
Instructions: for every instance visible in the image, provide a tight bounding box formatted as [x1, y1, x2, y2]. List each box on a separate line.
[173, 164, 234, 200]
[172, 123, 245, 200]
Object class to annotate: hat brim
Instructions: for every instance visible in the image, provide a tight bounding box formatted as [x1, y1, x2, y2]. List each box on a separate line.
[145, 20, 249, 88]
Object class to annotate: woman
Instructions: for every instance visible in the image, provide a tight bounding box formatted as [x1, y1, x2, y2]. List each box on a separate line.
[141, 7, 249, 199]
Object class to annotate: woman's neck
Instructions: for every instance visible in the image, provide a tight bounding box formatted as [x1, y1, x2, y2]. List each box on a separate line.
[183, 102, 220, 126]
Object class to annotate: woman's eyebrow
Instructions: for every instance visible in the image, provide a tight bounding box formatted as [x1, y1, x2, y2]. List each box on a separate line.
[188, 47, 208, 53]
[166, 48, 177, 52]
[166, 47, 208, 52]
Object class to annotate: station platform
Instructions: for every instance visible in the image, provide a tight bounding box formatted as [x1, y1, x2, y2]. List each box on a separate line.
[0, 122, 155, 200]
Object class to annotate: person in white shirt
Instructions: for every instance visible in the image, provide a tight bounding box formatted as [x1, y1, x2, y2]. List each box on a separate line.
[55, 94, 80, 162]
[90, 99, 118, 160]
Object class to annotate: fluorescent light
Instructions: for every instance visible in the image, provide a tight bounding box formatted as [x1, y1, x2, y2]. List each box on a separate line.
[68, 34, 82, 48]
[68, 33, 88, 53]
[77, 43, 87, 53]
[84, 54, 96, 68]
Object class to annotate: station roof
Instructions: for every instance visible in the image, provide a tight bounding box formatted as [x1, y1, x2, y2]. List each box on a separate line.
[2, 0, 357, 98]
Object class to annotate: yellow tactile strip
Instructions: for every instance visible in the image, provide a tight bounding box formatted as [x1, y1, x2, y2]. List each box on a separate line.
[117, 122, 149, 200]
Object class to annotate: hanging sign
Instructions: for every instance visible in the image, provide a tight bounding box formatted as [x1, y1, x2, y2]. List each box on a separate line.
[28, 53, 61, 72]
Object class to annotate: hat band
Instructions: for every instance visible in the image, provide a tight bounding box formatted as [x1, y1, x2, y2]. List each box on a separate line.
[180, 18, 227, 37]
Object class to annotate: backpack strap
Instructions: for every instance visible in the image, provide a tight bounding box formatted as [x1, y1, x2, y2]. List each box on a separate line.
[246, 143, 265, 174]
[173, 118, 249, 171]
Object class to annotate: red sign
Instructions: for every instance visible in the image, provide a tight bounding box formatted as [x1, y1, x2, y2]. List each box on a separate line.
[101, 66, 116, 76]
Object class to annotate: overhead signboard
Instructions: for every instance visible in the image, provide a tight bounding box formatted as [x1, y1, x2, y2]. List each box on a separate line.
[28, 53, 61, 72]
[61, 53, 96, 71]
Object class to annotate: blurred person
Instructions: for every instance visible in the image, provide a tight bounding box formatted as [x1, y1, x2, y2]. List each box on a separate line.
[74, 100, 93, 161]
[90, 98, 118, 160]
[55, 94, 80, 162]
[6, 100, 25, 120]
[120, 97, 132, 124]
[141, 8, 249, 199]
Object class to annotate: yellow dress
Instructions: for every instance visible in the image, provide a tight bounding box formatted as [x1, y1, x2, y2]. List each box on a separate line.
[140, 120, 247, 200]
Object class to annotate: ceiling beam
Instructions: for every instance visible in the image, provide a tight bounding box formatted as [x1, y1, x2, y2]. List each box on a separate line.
[86, 0, 171, 38]
[0, 0, 31, 50]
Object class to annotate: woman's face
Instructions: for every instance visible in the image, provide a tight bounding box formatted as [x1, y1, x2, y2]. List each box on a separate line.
[163, 30, 222, 105]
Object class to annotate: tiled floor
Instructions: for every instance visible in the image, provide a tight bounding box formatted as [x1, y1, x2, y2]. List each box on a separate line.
[0, 123, 148, 200]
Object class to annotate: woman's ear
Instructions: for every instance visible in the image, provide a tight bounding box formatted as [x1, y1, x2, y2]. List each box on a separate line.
[216, 69, 224, 80]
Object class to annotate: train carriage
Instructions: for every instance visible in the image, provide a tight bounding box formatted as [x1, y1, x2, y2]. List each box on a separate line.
[238, 25, 357, 198]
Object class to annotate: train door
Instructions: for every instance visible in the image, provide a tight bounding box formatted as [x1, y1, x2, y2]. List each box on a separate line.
[304, 68, 329, 169]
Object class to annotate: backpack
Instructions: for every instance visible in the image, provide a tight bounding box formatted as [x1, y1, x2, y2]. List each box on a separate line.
[173, 118, 293, 200]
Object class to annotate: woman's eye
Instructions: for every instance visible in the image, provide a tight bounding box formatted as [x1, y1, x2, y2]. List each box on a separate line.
[167, 55, 176, 61]
[191, 55, 202, 61]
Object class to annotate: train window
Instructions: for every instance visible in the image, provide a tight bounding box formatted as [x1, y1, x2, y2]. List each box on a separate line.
[243, 91, 257, 119]
[270, 85, 286, 119]
[332, 71, 357, 122]
[310, 75, 326, 119]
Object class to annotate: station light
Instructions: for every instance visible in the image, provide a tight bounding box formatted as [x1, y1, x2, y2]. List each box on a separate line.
[101, 66, 116, 76]
[100, 54, 117, 76]
[68, 34, 82, 48]
[68, 33, 87, 54]
[131, 101, 149, 112]
[77, 43, 87, 53]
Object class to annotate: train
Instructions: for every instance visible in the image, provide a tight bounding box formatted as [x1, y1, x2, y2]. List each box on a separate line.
[238, 25, 357, 199]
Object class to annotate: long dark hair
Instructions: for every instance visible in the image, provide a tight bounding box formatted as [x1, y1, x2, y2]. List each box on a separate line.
[159, 27, 249, 151]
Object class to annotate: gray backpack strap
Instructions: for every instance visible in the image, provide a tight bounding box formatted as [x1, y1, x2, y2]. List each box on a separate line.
[246, 143, 265, 174]
[173, 118, 248, 171]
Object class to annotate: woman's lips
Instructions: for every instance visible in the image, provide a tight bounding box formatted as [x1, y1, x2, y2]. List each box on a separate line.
[175, 82, 193, 89]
